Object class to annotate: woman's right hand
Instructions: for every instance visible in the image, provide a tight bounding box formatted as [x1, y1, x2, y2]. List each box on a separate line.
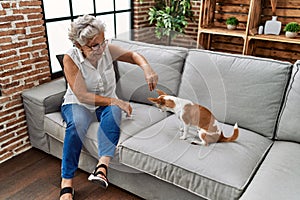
[111, 98, 132, 117]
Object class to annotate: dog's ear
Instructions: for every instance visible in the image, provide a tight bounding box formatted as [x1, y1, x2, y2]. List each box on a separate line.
[148, 97, 159, 103]
[156, 89, 167, 96]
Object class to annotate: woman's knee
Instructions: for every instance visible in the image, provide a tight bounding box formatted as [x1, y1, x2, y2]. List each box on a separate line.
[110, 105, 122, 118]
[63, 104, 92, 134]
[100, 106, 122, 124]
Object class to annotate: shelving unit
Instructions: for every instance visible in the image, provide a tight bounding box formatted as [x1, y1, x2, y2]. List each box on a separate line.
[199, 28, 246, 38]
[197, 0, 300, 63]
[248, 35, 300, 44]
[197, 0, 251, 54]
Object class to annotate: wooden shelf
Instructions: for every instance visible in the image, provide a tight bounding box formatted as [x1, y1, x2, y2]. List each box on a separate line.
[197, 0, 300, 63]
[248, 34, 300, 44]
[199, 27, 246, 38]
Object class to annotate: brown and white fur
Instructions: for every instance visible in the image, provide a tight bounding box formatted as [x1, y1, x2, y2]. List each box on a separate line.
[148, 89, 239, 146]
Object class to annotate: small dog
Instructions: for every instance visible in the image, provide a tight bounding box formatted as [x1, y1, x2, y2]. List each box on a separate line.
[148, 89, 239, 145]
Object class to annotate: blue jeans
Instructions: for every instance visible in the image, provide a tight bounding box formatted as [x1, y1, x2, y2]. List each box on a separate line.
[61, 104, 121, 179]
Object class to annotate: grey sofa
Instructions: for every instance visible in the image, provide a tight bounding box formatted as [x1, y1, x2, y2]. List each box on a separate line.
[22, 39, 300, 200]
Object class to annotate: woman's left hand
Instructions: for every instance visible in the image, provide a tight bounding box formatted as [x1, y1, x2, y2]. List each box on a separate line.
[143, 66, 158, 91]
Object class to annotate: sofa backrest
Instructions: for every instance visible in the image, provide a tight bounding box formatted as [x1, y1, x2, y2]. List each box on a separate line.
[277, 61, 300, 142]
[111, 39, 188, 104]
[178, 49, 293, 138]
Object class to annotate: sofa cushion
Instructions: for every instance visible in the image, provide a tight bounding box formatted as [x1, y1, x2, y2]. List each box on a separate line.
[111, 39, 188, 104]
[119, 114, 273, 200]
[178, 49, 292, 138]
[277, 62, 300, 142]
[44, 102, 169, 158]
[240, 141, 300, 200]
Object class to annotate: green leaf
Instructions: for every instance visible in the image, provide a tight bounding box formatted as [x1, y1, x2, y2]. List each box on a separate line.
[148, 0, 194, 39]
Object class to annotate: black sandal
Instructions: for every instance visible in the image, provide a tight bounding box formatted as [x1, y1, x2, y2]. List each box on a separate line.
[60, 187, 75, 199]
[88, 164, 109, 189]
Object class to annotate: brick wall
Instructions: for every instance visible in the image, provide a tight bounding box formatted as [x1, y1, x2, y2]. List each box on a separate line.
[133, 0, 200, 48]
[132, 0, 155, 43]
[0, 0, 50, 163]
[0, 0, 200, 164]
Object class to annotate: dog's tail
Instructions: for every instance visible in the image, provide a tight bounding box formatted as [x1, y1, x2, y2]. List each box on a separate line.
[218, 123, 239, 143]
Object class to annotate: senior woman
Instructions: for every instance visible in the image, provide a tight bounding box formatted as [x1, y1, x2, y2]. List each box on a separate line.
[59, 14, 158, 200]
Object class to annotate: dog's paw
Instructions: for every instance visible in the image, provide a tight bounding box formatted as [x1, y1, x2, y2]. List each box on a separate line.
[191, 140, 205, 145]
[179, 136, 187, 140]
[179, 127, 184, 132]
[191, 140, 200, 145]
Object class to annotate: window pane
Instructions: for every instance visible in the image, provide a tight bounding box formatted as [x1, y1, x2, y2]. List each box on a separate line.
[97, 15, 115, 39]
[96, 0, 114, 13]
[43, 0, 132, 76]
[116, 12, 131, 40]
[115, 0, 131, 10]
[43, 0, 70, 19]
[72, 0, 94, 16]
[46, 20, 73, 73]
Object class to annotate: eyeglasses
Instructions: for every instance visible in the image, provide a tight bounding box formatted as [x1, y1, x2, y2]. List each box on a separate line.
[87, 39, 108, 51]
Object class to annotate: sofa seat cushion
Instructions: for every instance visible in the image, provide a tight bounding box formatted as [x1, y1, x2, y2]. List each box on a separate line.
[240, 141, 300, 200]
[178, 49, 292, 138]
[44, 102, 169, 159]
[111, 39, 188, 104]
[119, 115, 273, 200]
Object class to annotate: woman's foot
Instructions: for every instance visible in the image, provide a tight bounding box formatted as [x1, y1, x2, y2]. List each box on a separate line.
[88, 163, 109, 188]
[60, 178, 74, 200]
[95, 164, 108, 182]
[60, 187, 74, 200]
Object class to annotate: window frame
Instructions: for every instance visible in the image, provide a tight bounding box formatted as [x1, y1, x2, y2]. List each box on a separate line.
[41, 0, 133, 79]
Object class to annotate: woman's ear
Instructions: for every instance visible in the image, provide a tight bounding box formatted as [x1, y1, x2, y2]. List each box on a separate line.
[74, 42, 80, 48]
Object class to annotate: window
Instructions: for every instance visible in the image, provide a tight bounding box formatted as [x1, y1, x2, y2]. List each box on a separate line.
[42, 0, 133, 78]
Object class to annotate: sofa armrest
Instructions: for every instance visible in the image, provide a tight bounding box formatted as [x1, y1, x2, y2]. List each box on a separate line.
[22, 78, 66, 153]
[22, 78, 66, 114]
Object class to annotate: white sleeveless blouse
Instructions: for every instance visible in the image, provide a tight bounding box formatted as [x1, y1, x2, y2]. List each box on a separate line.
[62, 46, 117, 111]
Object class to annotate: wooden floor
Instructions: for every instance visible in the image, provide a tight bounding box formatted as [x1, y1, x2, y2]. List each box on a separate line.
[0, 148, 143, 200]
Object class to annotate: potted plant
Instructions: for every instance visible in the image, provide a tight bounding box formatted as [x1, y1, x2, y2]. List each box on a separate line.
[226, 17, 239, 30]
[284, 22, 300, 38]
[148, 0, 194, 43]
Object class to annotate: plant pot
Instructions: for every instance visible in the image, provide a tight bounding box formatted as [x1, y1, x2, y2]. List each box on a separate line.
[285, 31, 298, 38]
[227, 24, 237, 30]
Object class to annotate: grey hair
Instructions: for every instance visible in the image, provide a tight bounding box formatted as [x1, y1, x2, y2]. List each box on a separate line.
[68, 14, 106, 46]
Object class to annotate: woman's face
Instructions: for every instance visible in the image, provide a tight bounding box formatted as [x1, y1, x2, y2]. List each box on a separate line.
[81, 32, 107, 60]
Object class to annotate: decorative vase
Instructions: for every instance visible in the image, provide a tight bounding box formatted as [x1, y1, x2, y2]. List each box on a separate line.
[264, 16, 281, 35]
[227, 24, 236, 30]
[285, 31, 298, 38]
[258, 26, 264, 34]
